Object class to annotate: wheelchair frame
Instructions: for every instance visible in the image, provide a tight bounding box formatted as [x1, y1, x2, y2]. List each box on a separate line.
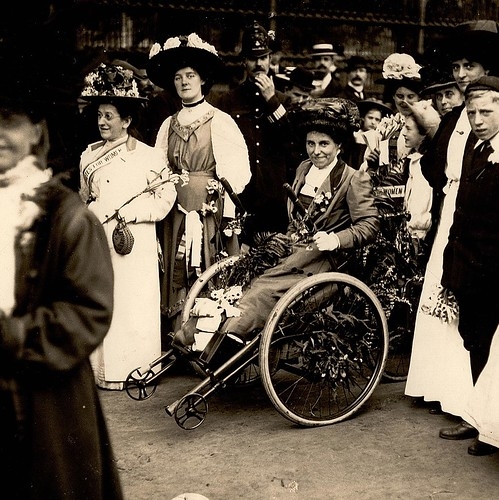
[125, 256, 389, 430]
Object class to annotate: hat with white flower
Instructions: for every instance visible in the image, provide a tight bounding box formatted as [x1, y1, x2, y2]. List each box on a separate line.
[80, 63, 147, 102]
[379, 52, 423, 95]
[147, 33, 223, 91]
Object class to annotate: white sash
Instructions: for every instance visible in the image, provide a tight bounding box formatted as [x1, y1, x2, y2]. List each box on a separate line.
[82, 143, 127, 187]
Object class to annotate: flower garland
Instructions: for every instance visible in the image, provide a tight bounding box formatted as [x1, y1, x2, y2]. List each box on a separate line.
[149, 33, 218, 60]
[81, 63, 142, 98]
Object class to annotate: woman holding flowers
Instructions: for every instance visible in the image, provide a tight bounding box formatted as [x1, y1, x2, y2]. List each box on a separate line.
[79, 63, 177, 390]
[175, 98, 379, 350]
[147, 33, 251, 333]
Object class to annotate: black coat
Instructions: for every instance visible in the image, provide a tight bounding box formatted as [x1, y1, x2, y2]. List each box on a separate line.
[0, 175, 121, 499]
[442, 140, 499, 294]
[214, 79, 291, 238]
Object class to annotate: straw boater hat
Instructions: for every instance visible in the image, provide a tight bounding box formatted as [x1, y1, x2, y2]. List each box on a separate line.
[80, 63, 147, 103]
[147, 33, 223, 91]
[310, 42, 344, 58]
[291, 97, 360, 145]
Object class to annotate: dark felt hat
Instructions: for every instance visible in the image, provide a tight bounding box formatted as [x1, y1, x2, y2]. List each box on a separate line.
[310, 42, 344, 58]
[465, 75, 499, 95]
[80, 63, 147, 103]
[444, 20, 499, 71]
[357, 99, 393, 118]
[291, 97, 360, 144]
[288, 67, 316, 91]
[345, 55, 370, 72]
[240, 21, 276, 57]
[147, 33, 224, 90]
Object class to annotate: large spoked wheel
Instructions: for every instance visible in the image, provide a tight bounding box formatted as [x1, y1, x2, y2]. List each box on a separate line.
[180, 255, 261, 386]
[259, 272, 389, 427]
[382, 277, 422, 382]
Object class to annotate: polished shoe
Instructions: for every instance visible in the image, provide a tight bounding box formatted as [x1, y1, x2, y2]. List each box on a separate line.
[439, 420, 478, 440]
[468, 438, 498, 456]
[429, 402, 443, 415]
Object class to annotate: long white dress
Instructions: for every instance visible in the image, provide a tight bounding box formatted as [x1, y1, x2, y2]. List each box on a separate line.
[463, 325, 499, 447]
[404, 109, 473, 417]
[80, 136, 176, 389]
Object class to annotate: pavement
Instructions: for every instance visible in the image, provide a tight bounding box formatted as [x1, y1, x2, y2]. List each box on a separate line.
[99, 364, 499, 500]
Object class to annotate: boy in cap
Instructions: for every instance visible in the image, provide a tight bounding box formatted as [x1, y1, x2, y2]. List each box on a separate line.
[440, 75, 499, 455]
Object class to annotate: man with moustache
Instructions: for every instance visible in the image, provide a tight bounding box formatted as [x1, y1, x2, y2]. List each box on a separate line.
[338, 56, 371, 102]
[215, 21, 291, 242]
[310, 42, 344, 98]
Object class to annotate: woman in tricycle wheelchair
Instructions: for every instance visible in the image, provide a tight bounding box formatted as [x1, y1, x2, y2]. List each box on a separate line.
[173, 97, 380, 359]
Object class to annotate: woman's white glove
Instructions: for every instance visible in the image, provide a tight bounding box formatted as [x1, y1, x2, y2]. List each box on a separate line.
[313, 231, 340, 251]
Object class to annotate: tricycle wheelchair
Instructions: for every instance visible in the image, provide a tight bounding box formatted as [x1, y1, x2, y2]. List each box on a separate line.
[124, 252, 389, 430]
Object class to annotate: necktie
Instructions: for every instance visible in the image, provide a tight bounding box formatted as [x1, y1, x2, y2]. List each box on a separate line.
[474, 140, 493, 180]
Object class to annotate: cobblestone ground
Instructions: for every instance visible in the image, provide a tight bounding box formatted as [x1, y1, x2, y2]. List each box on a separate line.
[100, 367, 499, 500]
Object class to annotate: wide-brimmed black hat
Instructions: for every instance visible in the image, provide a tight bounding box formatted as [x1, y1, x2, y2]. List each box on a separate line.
[357, 99, 393, 119]
[443, 20, 499, 71]
[240, 21, 276, 57]
[420, 64, 459, 96]
[80, 63, 147, 103]
[147, 33, 224, 90]
[291, 97, 360, 144]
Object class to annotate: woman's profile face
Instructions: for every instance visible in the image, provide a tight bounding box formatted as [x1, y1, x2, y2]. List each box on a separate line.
[393, 86, 420, 116]
[0, 111, 41, 174]
[306, 131, 340, 169]
[174, 66, 205, 103]
[402, 116, 424, 150]
[97, 104, 130, 142]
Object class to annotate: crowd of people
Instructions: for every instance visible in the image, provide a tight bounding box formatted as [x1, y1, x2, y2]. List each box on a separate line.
[2, 13, 499, 498]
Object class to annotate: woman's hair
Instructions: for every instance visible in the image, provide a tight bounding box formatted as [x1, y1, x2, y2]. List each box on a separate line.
[92, 98, 146, 141]
[171, 62, 214, 97]
[383, 78, 422, 102]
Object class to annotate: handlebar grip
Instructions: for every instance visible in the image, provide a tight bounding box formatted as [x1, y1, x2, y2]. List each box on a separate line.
[283, 183, 307, 216]
[219, 177, 246, 214]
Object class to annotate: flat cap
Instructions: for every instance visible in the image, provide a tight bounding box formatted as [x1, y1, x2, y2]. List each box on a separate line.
[465, 75, 499, 95]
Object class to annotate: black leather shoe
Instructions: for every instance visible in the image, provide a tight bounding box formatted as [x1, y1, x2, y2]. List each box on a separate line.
[468, 438, 498, 456]
[429, 402, 443, 415]
[439, 421, 478, 440]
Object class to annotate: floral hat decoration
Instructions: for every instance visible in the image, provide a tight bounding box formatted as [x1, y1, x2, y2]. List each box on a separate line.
[380, 53, 423, 95]
[147, 33, 224, 90]
[80, 63, 147, 102]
